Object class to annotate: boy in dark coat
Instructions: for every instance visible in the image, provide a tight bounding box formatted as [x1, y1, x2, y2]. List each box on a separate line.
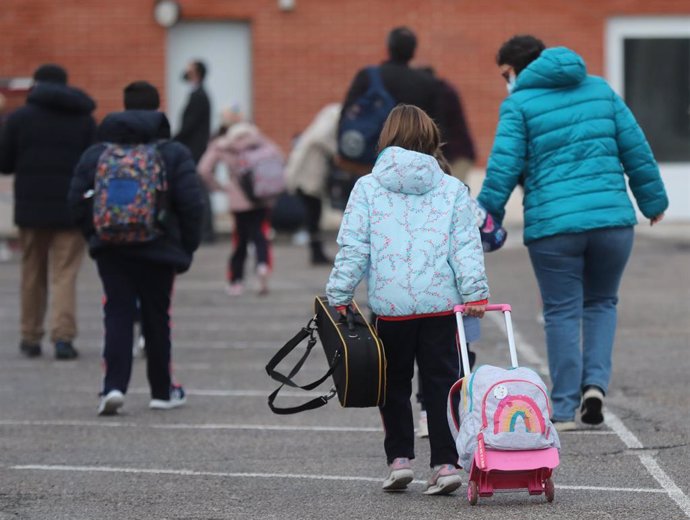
[69, 82, 204, 415]
[0, 64, 96, 360]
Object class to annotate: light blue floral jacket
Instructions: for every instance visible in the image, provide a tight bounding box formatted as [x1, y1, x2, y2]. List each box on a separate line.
[326, 146, 489, 317]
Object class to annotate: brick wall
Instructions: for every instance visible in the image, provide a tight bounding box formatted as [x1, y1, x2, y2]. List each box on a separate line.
[1, 0, 688, 164]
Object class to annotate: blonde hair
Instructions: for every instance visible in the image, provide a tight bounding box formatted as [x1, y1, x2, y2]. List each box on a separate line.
[377, 104, 451, 174]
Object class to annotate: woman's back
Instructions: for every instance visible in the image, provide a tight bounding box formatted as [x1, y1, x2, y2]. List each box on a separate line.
[481, 47, 667, 243]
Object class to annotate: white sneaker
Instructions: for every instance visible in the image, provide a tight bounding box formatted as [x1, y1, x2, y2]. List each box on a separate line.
[98, 390, 124, 416]
[553, 420, 577, 432]
[149, 385, 187, 410]
[417, 411, 429, 438]
[256, 263, 269, 296]
[226, 282, 244, 297]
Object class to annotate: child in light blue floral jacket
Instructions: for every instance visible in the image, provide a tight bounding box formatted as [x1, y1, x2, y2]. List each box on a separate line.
[326, 104, 489, 495]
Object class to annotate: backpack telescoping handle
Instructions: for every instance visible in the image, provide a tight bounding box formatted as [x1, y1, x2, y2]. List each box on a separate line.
[454, 304, 518, 377]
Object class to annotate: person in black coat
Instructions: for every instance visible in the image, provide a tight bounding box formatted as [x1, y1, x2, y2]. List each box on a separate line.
[421, 68, 477, 182]
[0, 64, 96, 360]
[175, 60, 215, 242]
[69, 92, 204, 416]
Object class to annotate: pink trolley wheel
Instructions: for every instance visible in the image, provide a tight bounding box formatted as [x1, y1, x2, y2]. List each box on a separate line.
[467, 480, 479, 505]
[544, 477, 555, 502]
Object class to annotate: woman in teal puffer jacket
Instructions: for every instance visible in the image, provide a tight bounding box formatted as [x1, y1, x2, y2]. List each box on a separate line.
[478, 35, 668, 431]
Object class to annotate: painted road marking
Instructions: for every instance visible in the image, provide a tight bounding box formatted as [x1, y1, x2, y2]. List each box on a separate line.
[9, 464, 667, 494]
[0, 420, 381, 432]
[490, 311, 690, 518]
[0, 419, 615, 435]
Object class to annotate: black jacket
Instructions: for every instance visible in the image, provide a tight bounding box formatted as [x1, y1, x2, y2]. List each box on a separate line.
[341, 60, 438, 121]
[174, 86, 211, 163]
[0, 83, 96, 228]
[69, 110, 204, 273]
[434, 79, 476, 163]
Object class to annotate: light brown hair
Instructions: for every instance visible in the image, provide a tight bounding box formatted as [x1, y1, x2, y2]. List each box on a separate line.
[377, 104, 451, 174]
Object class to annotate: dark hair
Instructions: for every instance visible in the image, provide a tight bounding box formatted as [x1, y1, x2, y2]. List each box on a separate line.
[378, 104, 451, 174]
[387, 27, 417, 63]
[33, 64, 68, 85]
[123, 81, 160, 110]
[193, 60, 207, 81]
[496, 35, 546, 75]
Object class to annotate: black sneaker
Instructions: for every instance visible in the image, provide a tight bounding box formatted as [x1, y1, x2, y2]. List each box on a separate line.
[19, 341, 41, 358]
[55, 341, 79, 360]
[580, 386, 605, 425]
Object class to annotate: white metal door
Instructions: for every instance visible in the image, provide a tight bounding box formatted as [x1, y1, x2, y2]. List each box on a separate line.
[166, 21, 252, 136]
[606, 17, 690, 221]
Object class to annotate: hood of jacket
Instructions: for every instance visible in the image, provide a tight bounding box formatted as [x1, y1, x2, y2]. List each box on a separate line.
[372, 146, 444, 195]
[97, 110, 172, 144]
[27, 83, 96, 114]
[514, 47, 587, 92]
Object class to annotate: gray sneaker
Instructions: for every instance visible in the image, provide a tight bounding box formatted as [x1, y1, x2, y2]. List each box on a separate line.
[382, 457, 414, 491]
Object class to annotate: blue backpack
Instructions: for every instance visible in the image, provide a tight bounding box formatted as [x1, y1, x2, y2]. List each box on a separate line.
[338, 67, 396, 166]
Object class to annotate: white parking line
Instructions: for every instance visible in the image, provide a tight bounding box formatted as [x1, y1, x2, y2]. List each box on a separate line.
[0, 420, 381, 433]
[0, 419, 617, 436]
[608, 413, 690, 517]
[9, 464, 667, 494]
[490, 311, 690, 518]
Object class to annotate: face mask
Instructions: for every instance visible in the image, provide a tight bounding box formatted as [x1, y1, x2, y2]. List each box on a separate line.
[506, 73, 517, 94]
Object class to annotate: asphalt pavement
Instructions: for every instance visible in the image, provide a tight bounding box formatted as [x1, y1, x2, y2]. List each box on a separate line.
[0, 226, 688, 520]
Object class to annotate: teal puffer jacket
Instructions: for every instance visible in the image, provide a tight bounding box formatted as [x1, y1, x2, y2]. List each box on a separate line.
[478, 47, 668, 244]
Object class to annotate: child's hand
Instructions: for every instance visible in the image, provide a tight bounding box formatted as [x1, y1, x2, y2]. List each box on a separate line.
[464, 303, 486, 318]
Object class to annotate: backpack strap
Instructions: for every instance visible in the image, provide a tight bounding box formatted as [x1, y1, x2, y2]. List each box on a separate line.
[265, 317, 342, 415]
[366, 66, 386, 93]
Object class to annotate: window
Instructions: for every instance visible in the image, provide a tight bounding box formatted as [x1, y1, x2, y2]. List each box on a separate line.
[624, 38, 690, 162]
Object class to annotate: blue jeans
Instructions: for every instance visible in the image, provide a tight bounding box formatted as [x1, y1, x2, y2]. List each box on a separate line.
[527, 227, 634, 421]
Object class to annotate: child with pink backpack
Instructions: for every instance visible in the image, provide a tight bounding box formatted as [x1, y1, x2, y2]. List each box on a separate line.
[198, 122, 285, 296]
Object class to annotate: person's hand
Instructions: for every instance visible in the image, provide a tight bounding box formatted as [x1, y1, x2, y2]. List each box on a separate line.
[650, 213, 665, 226]
[464, 303, 486, 318]
[335, 305, 349, 317]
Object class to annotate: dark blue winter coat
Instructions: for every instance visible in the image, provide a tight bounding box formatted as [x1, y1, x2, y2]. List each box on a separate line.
[69, 110, 204, 273]
[0, 83, 96, 227]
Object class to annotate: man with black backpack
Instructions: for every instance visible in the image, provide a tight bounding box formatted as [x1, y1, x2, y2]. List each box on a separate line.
[337, 27, 438, 173]
[69, 82, 204, 416]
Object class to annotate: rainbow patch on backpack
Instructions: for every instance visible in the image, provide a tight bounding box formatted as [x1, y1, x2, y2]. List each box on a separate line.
[493, 394, 546, 434]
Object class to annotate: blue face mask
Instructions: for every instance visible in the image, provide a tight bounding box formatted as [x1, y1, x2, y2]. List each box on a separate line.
[506, 73, 517, 94]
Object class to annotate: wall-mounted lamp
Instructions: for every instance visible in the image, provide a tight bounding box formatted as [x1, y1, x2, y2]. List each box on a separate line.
[154, 0, 181, 28]
[278, 0, 296, 12]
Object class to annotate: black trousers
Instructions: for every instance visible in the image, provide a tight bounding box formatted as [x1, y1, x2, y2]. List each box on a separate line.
[376, 314, 461, 467]
[229, 208, 271, 282]
[297, 190, 322, 238]
[97, 255, 175, 400]
[417, 348, 475, 410]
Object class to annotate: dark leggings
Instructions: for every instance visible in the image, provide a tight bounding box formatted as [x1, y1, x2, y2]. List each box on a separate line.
[297, 190, 322, 238]
[376, 315, 461, 467]
[229, 208, 271, 282]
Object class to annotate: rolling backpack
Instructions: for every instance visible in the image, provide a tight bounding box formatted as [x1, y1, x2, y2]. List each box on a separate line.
[338, 67, 396, 166]
[92, 143, 168, 244]
[449, 305, 560, 471]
